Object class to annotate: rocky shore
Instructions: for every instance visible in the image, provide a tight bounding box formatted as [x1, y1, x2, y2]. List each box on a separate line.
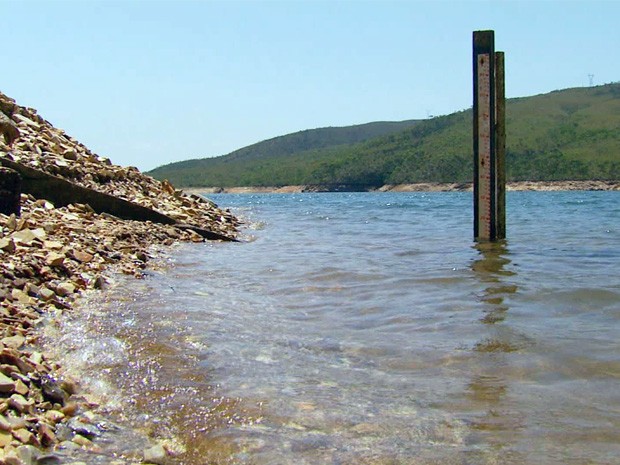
[0, 91, 239, 464]
[189, 179, 620, 195]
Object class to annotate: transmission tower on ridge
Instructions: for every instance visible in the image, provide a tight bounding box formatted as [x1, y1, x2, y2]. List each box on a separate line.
[588, 74, 594, 86]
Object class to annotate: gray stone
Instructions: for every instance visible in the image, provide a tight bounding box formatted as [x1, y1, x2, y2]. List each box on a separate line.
[66, 417, 100, 438]
[143, 443, 167, 464]
[40, 376, 67, 405]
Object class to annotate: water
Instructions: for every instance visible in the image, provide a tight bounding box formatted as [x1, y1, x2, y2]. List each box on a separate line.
[46, 191, 620, 464]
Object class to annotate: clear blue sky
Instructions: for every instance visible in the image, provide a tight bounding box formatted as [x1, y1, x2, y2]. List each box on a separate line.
[3, 0, 618, 171]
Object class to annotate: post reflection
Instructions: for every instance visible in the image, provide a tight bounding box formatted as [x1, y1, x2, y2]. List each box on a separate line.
[457, 241, 526, 463]
[472, 240, 517, 324]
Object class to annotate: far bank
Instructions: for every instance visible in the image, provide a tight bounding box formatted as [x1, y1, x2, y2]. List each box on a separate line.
[182, 180, 620, 195]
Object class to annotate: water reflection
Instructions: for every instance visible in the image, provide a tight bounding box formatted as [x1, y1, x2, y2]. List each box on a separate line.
[472, 241, 517, 324]
[457, 242, 527, 462]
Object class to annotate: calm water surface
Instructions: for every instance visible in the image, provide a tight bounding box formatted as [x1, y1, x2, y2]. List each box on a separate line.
[47, 192, 620, 464]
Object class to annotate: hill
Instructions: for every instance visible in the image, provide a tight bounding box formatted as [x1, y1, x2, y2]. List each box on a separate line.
[148, 120, 421, 186]
[149, 83, 620, 188]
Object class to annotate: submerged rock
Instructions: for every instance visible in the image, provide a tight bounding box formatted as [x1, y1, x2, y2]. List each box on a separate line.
[39, 376, 67, 406]
[143, 443, 168, 465]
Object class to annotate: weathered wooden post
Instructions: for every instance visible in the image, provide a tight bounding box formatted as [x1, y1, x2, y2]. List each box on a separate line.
[473, 30, 506, 241]
[495, 51, 506, 239]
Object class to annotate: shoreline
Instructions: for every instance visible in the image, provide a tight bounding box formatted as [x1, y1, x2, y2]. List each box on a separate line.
[184, 180, 620, 195]
[1, 90, 239, 463]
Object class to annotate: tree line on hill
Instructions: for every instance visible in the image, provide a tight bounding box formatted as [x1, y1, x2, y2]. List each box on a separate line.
[149, 83, 620, 188]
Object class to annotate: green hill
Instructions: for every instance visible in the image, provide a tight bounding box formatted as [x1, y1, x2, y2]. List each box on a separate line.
[148, 120, 421, 187]
[149, 83, 620, 188]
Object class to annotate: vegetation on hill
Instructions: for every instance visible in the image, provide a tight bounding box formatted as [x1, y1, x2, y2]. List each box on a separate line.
[148, 120, 421, 187]
[149, 83, 620, 188]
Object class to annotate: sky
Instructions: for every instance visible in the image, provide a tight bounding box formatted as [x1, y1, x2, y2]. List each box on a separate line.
[2, 0, 619, 172]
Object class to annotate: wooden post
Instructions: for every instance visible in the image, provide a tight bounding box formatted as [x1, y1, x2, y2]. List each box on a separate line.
[473, 30, 505, 241]
[495, 51, 506, 239]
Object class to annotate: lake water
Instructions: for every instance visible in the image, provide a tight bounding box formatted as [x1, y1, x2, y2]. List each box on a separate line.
[47, 191, 620, 464]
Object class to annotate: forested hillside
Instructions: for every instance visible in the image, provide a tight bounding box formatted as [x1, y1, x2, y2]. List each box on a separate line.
[149, 83, 620, 188]
[149, 120, 420, 185]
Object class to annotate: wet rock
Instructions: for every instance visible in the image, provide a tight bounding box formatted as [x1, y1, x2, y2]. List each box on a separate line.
[70, 434, 92, 448]
[27, 353, 42, 366]
[2, 335, 26, 350]
[56, 440, 80, 452]
[290, 434, 332, 453]
[52, 424, 72, 443]
[143, 443, 168, 465]
[66, 418, 100, 439]
[36, 458, 63, 465]
[91, 275, 106, 289]
[350, 422, 383, 435]
[39, 377, 66, 406]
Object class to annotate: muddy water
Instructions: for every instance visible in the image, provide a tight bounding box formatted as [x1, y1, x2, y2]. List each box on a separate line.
[45, 192, 620, 464]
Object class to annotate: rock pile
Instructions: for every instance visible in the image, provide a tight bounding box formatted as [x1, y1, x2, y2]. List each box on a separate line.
[0, 91, 238, 237]
[0, 90, 240, 464]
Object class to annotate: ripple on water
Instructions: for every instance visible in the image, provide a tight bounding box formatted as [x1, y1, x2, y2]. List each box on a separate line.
[43, 192, 620, 464]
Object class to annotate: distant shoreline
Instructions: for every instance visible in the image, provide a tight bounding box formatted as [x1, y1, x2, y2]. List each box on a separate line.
[183, 180, 620, 195]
